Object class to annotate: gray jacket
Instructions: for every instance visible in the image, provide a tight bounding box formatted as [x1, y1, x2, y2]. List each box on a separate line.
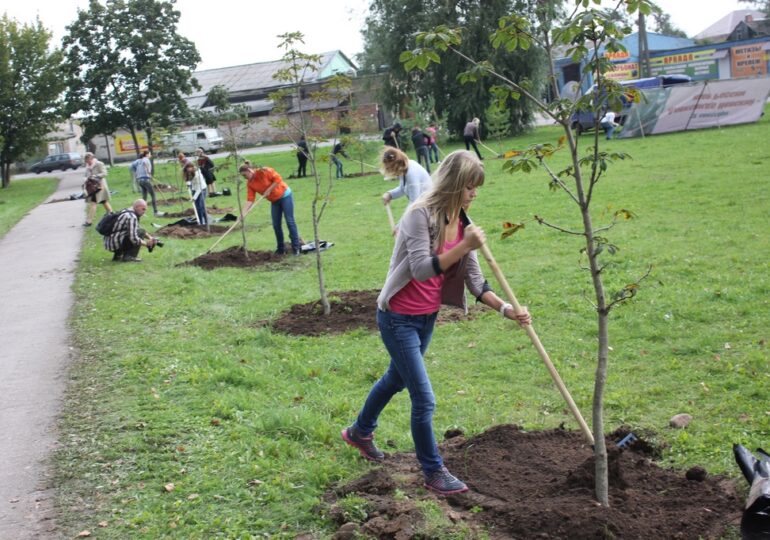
[387, 160, 432, 203]
[377, 206, 492, 313]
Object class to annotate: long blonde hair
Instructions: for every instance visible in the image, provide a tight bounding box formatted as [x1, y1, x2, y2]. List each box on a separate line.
[412, 150, 484, 250]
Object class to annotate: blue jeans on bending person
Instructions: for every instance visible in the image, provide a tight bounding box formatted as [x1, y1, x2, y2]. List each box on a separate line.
[138, 178, 158, 214]
[271, 192, 300, 254]
[354, 309, 442, 474]
[193, 188, 207, 225]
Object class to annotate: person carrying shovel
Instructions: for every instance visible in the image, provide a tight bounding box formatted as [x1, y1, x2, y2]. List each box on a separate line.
[239, 163, 302, 256]
[342, 150, 532, 495]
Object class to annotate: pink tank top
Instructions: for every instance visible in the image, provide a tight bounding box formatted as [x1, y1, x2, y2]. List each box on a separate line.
[389, 221, 463, 315]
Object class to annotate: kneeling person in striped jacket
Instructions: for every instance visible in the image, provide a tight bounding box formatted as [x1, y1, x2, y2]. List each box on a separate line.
[104, 199, 160, 262]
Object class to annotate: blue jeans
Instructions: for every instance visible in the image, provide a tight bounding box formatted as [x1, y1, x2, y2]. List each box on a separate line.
[271, 193, 300, 252]
[415, 147, 431, 173]
[601, 122, 615, 140]
[355, 309, 442, 474]
[429, 143, 439, 163]
[193, 188, 207, 225]
[332, 155, 344, 178]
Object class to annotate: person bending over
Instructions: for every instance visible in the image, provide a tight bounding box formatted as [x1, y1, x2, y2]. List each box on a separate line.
[239, 163, 302, 256]
[104, 199, 159, 263]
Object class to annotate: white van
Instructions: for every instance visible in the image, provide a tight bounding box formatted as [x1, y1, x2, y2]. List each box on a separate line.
[163, 128, 224, 155]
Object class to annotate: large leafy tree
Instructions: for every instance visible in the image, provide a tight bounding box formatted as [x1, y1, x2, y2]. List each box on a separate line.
[739, 0, 770, 16]
[0, 15, 66, 188]
[361, 0, 547, 136]
[62, 0, 200, 159]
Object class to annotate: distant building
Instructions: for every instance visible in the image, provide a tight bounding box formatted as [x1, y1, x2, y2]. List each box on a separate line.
[727, 18, 770, 42]
[181, 50, 383, 145]
[694, 9, 765, 42]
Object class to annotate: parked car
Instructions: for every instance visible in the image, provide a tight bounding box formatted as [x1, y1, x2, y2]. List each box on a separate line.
[570, 74, 692, 134]
[30, 152, 84, 174]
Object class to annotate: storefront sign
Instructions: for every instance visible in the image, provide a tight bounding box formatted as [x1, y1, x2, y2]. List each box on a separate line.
[649, 49, 719, 81]
[731, 45, 767, 78]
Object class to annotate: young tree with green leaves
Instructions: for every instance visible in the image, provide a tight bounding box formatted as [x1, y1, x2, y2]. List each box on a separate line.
[62, 0, 200, 160]
[0, 15, 66, 188]
[485, 101, 511, 152]
[269, 33, 352, 315]
[200, 85, 250, 251]
[402, 0, 655, 507]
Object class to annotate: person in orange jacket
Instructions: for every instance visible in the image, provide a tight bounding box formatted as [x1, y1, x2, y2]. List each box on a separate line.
[239, 163, 302, 255]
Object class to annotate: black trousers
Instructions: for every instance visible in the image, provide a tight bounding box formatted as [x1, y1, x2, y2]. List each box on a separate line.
[464, 136, 483, 160]
[297, 154, 307, 177]
[112, 228, 147, 260]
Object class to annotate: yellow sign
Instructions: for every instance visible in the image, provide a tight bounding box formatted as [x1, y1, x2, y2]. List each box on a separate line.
[114, 134, 158, 156]
[606, 62, 640, 81]
[604, 50, 630, 61]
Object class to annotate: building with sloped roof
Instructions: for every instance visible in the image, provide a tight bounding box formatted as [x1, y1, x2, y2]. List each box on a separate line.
[694, 9, 765, 42]
[182, 50, 383, 145]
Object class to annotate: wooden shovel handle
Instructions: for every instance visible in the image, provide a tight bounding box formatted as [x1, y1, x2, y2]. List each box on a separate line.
[204, 194, 266, 255]
[385, 204, 396, 234]
[480, 243, 595, 446]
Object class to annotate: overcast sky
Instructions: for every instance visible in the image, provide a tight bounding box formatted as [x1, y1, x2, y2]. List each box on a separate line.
[2, 0, 751, 71]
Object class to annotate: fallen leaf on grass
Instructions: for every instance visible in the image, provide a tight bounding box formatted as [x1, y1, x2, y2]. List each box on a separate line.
[77, 531, 91, 538]
[187, 493, 199, 500]
[210, 418, 221, 426]
[247, 479, 264, 487]
[98, 521, 108, 528]
[164, 483, 175, 492]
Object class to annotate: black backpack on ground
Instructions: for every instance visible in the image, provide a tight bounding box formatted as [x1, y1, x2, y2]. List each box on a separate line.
[96, 210, 125, 236]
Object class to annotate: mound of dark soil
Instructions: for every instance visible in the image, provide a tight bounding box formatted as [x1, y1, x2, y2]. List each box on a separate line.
[155, 224, 230, 238]
[325, 425, 742, 539]
[162, 206, 234, 218]
[154, 183, 178, 192]
[267, 290, 482, 336]
[157, 197, 191, 206]
[183, 245, 290, 270]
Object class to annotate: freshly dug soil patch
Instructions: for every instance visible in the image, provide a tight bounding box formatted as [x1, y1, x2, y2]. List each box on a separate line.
[157, 197, 191, 206]
[154, 224, 229, 238]
[325, 425, 742, 539]
[268, 290, 482, 336]
[154, 183, 178, 192]
[162, 206, 234, 218]
[183, 245, 289, 270]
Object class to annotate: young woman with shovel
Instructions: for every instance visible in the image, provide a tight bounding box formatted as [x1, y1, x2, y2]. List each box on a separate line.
[342, 150, 532, 495]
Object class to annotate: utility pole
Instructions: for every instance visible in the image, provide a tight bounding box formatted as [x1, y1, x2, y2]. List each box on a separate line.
[638, 11, 651, 78]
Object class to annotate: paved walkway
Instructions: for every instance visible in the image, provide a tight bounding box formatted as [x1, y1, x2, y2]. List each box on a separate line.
[0, 170, 85, 539]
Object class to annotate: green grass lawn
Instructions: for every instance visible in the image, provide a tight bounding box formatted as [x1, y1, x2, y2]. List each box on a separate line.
[0, 177, 58, 237]
[55, 113, 770, 538]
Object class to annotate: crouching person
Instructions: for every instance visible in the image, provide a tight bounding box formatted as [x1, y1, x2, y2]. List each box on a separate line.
[104, 199, 160, 262]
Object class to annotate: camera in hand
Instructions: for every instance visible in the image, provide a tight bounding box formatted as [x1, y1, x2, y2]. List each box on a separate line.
[147, 239, 164, 253]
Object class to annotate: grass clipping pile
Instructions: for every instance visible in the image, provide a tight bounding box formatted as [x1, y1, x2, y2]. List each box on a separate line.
[324, 425, 741, 539]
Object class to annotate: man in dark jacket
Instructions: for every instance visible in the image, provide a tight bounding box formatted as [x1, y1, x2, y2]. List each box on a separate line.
[411, 126, 431, 173]
[383, 122, 402, 148]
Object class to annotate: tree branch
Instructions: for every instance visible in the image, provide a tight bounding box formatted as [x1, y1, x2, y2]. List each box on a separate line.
[534, 215, 585, 236]
[539, 158, 580, 205]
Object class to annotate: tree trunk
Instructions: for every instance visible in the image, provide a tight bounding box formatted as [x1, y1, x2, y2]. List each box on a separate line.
[312, 160, 330, 316]
[1, 161, 10, 188]
[572, 152, 610, 507]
